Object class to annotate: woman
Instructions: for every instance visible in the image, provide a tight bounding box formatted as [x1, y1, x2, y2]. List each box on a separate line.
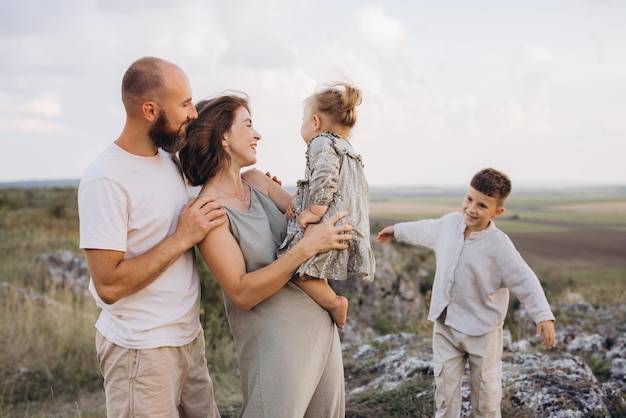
[179, 93, 351, 417]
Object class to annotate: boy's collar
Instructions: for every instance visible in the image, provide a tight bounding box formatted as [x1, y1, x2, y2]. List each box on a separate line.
[466, 220, 496, 240]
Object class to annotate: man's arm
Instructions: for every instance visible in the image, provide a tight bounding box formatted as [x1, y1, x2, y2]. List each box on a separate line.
[86, 196, 226, 304]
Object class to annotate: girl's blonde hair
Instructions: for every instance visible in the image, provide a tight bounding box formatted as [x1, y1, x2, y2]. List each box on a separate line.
[310, 81, 362, 128]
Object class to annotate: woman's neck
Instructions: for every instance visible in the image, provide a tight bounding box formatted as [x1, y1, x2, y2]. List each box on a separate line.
[202, 169, 250, 207]
[208, 170, 243, 188]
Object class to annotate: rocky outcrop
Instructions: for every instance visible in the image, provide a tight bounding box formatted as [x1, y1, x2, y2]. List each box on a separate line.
[336, 239, 625, 417]
[35, 250, 90, 298]
[35, 243, 626, 416]
[343, 330, 626, 417]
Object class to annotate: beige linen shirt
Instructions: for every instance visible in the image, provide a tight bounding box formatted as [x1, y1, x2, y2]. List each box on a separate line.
[394, 212, 554, 336]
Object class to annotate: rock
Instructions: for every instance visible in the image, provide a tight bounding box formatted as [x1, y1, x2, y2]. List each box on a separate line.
[504, 352, 612, 417]
[345, 334, 624, 417]
[33, 240, 626, 416]
[35, 250, 90, 298]
[340, 236, 626, 416]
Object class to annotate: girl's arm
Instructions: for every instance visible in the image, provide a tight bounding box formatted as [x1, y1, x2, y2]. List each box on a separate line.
[298, 204, 328, 227]
[198, 211, 352, 310]
[303, 136, 339, 226]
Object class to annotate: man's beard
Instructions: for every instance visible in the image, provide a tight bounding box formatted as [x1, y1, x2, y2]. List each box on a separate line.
[149, 111, 185, 153]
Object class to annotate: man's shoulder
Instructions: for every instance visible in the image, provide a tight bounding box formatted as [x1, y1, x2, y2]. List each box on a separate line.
[80, 144, 115, 180]
[79, 143, 138, 191]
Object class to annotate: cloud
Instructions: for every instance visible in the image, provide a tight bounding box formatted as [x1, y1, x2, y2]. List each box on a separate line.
[21, 92, 61, 117]
[0, 0, 624, 187]
[15, 118, 65, 133]
[356, 4, 406, 47]
[523, 45, 553, 62]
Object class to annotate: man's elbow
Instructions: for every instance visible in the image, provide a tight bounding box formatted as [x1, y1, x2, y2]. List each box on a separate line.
[93, 282, 123, 305]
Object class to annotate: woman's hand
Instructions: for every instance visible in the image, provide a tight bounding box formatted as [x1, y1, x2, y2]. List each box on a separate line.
[301, 210, 352, 256]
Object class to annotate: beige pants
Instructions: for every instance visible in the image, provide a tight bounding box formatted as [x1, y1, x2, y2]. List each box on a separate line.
[96, 331, 220, 418]
[432, 319, 503, 418]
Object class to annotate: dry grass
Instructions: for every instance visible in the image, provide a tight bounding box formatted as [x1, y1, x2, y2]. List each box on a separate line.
[0, 187, 242, 416]
[1, 185, 624, 416]
[0, 285, 101, 415]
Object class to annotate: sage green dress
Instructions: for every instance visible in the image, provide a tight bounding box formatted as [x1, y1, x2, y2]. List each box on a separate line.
[223, 183, 345, 418]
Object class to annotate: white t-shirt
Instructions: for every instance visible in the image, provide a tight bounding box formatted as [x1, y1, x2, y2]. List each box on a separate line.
[78, 143, 201, 349]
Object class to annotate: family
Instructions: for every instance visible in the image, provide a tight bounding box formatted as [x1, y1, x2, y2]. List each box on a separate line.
[77, 57, 556, 418]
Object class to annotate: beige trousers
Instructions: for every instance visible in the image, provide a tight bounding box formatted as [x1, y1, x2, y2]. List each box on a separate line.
[432, 319, 503, 418]
[96, 331, 220, 418]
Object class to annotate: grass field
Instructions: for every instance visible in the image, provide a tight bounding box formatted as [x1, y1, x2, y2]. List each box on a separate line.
[370, 186, 626, 269]
[1, 184, 624, 416]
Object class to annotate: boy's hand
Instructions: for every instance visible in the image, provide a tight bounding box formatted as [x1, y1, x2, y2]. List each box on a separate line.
[536, 320, 556, 349]
[376, 225, 396, 244]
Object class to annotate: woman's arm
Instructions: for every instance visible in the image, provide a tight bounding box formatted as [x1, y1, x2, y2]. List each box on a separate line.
[198, 211, 352, 310]
[242, 168, 293, 214]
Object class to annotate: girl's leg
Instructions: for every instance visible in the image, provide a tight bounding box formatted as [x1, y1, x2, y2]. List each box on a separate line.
[295, 276, 349, 329]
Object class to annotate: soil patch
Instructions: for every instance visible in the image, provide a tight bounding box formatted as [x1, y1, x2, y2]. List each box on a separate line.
[372, 218, 626, 270]
[508, 230, 626, 269]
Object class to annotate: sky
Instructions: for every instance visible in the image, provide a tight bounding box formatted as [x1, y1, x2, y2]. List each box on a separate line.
[1, 0, 624, 188]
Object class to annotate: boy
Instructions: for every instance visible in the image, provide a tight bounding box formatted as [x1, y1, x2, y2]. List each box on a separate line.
[376, 167, 556, 418]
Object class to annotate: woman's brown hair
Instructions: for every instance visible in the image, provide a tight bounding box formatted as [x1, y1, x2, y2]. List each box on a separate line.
[179, 93, 250, 186]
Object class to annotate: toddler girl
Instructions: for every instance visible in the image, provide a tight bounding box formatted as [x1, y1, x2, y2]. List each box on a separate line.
[277, 81, 376, 329]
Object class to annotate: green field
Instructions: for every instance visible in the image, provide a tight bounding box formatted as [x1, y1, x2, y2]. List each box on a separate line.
[370, 186, 626, 228]
[1, 185, 624, 416]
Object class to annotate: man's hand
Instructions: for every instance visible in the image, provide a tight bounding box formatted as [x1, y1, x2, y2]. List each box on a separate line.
[176, 196, 227, 248]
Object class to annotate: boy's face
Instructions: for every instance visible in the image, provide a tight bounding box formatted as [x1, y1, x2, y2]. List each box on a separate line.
[461, 186, 505, 233]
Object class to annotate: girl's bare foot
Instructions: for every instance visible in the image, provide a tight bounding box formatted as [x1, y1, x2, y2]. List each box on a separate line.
[330, 296, 349, 329]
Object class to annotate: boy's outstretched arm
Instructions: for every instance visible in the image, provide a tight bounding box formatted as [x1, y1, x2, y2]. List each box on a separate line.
[536, 320, 556, 349]
[376, 225, 396, 244]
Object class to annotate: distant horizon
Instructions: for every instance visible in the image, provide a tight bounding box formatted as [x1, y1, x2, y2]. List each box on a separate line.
[2, 177, 625, 193]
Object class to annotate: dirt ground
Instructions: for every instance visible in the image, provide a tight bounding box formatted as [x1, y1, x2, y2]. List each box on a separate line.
[373, 218, 626, 270]
[508, 229, 626, 269]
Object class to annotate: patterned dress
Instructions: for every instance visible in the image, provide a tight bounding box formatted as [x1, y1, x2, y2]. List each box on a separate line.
[277, 131, 375, 281]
